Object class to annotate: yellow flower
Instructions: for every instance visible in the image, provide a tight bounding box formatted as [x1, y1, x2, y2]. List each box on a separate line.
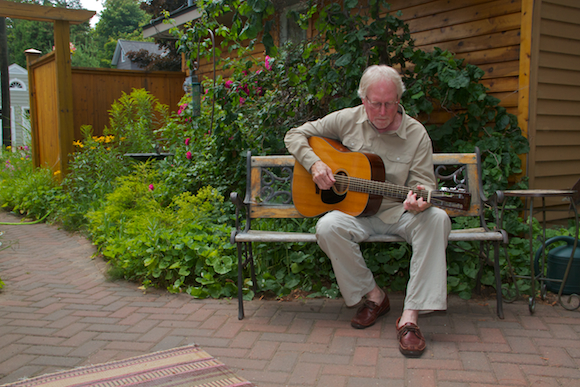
[6, 146, 11, 150]
[73, 140, 84, 148]
[54, 170, 61, 176]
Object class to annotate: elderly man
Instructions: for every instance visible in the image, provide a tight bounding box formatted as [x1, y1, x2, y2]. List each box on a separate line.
[284, 65, 451, 357]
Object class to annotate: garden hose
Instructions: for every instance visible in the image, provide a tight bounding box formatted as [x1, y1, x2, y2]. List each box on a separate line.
[0, 211, 52, 225]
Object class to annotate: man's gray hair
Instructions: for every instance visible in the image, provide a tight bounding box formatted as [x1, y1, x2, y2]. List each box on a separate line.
[357, 65, 406, 100]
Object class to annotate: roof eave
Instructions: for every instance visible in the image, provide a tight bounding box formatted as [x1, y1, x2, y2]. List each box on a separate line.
[142, 6, 201, 40]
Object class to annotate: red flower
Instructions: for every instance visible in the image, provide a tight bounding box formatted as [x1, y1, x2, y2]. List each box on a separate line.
[186, 151, 192, 160]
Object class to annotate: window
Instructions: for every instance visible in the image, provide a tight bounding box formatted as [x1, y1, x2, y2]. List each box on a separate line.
[10, 80, 26, 91]
[280, 3, 307, 45]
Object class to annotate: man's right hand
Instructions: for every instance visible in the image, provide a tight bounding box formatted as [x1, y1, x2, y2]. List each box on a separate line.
[311, 160, 335, 190]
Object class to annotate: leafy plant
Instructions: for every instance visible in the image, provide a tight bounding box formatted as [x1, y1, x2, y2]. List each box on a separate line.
[105, 88, 169, 154]
[170, 0, 531, 299]
[86, 164, 239, 297]
[56, 125, 133, 231]
[0, 145, 60, 220]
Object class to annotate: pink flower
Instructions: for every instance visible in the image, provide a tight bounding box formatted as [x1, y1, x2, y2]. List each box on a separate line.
[186, 151, 192, 160]
[242, 84, 250, 95]
[177, 103, 187, 115]
[265, 55, 272, 71]
[239, 97, 246, 105]
[225, 80, 233, 89]
[148, 184, 154, 191]
[185, 138, 190, 146]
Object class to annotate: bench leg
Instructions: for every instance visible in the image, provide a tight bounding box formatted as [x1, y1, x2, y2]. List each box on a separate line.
[494, 240, 504, 319]
[474, 240, 504, 319]
[236, 242, 245, 320]
[248, 244, 257, 294]
[236, 241, 258, 320]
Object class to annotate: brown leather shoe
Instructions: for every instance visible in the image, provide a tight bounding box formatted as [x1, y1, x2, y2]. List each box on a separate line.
[396, 318, 426, 357]
[351, 293, 390, 329]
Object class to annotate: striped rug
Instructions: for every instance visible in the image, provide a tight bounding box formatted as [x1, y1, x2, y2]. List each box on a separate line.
[1, 345, 254, 387]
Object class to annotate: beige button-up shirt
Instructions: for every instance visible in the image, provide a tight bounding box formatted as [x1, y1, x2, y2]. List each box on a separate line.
[284, 104, 436, 224]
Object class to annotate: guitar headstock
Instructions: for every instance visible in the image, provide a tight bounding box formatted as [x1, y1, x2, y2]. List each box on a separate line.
[431, 188, 471, 211]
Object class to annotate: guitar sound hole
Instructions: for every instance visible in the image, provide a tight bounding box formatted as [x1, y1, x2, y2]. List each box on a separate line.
[333, 170, 348, 195]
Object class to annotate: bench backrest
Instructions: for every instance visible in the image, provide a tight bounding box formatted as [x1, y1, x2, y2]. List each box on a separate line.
[244, 148, 484, 220]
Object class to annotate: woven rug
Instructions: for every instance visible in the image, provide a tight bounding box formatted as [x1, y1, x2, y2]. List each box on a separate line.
[1, 345, 254, 387]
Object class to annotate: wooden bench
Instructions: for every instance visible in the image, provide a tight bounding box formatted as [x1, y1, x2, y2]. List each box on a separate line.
[230, 147, 508, 320]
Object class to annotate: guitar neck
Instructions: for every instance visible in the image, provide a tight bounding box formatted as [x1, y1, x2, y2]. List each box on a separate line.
[334, 175, 430, 202]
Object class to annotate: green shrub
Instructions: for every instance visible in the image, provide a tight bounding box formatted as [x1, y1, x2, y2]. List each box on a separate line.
[56, 126, 133, 231]
[86, 164, 239, 297]
[105, 88, 169, 154]
[0, 145, 60, 220]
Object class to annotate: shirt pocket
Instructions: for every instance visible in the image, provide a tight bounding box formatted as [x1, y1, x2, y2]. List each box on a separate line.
[383, 151, 413, 185]
[342, 135, 364, 152]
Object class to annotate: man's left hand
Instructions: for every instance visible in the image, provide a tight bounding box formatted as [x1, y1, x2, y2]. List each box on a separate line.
[403, 185, 431, 213]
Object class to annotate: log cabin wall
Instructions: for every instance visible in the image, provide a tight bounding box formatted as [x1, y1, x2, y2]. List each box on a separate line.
[194, 0, 524, 120]
[388, 0, 523, 119]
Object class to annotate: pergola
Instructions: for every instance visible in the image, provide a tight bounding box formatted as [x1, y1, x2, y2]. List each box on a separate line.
[0, 1, 94, 174]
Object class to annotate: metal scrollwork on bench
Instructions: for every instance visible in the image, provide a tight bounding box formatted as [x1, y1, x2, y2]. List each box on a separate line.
[435, 164, 468, 191]
[259, 167, 293, 204]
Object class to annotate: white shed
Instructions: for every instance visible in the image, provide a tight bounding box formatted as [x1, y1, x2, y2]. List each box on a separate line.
[5, 63, 31, 147]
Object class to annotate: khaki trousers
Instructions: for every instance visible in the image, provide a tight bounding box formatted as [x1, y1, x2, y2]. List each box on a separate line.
[316, 207, 451, 311]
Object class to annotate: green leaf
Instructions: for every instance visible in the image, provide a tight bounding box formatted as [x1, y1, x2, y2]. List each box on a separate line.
[448, 74, 470, 89]
[335, 53, 352, 67]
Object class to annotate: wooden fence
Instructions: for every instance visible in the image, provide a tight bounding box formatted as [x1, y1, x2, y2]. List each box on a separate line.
[71, 67, 185, 139]
[26, 49, 184, 174]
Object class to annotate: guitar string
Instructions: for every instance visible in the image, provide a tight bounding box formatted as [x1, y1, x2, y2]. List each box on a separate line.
[333, 175, 430, 201]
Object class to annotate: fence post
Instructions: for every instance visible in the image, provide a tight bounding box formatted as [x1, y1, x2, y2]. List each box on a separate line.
[25, 48, 41, 168]
[53, 20, 74, 178]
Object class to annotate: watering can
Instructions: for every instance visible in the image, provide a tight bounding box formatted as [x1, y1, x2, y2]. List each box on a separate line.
[534, 236, 580, 295]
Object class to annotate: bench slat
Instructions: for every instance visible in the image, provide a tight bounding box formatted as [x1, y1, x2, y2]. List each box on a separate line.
[234, 228, 504, 243]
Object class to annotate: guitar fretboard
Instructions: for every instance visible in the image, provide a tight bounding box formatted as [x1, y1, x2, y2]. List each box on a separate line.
[334, 175, 430, 202]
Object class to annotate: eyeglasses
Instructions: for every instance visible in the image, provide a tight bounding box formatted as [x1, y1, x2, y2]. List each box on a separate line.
[365, 97, 399, 110]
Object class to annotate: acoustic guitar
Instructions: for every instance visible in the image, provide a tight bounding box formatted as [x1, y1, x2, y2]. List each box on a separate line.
[292, 136, 471, 217]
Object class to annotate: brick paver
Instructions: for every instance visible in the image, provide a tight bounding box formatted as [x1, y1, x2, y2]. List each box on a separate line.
[1, 211, 580, 386]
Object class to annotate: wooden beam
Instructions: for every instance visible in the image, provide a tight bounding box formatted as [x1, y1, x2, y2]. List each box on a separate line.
[54, 20, 74, 177]
[0, 0, 94, 24]
[519, 0, 536, 186]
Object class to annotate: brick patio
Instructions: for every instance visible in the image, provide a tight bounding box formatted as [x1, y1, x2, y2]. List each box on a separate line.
[1, 211, 579, 386]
